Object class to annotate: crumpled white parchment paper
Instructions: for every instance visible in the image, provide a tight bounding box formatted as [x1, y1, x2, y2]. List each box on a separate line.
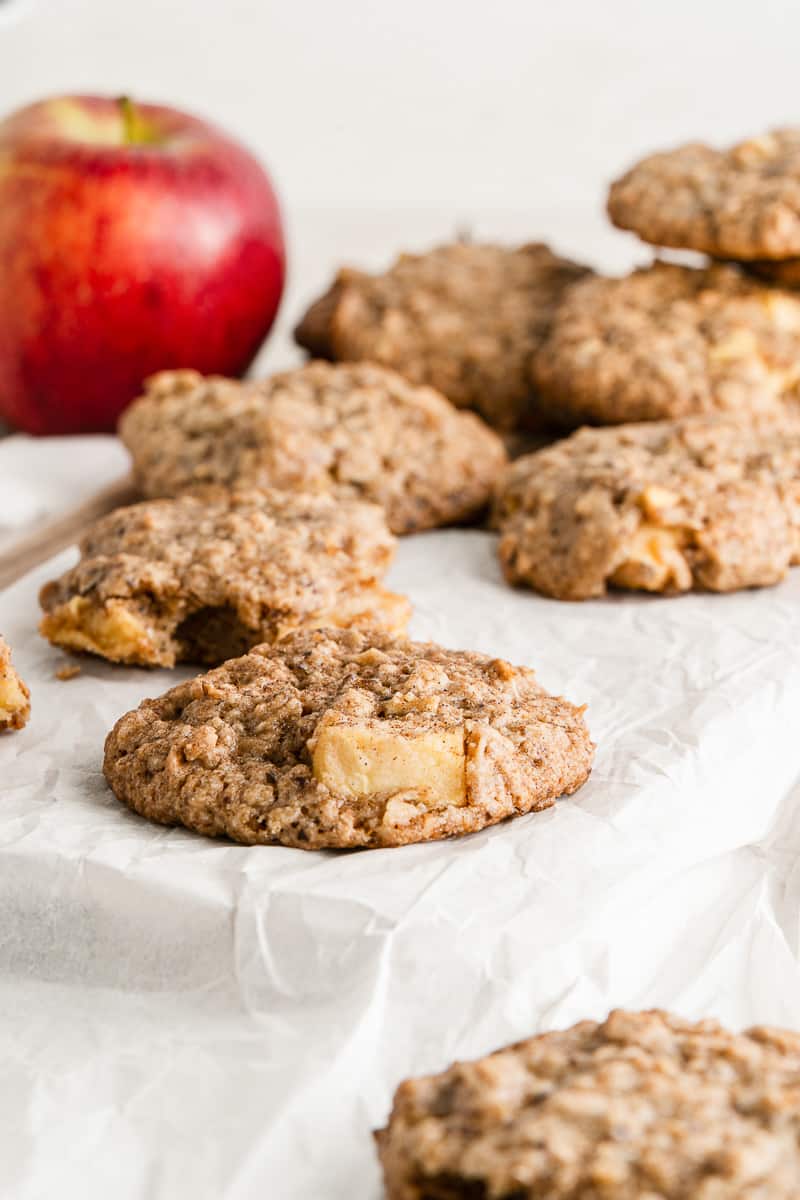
[2, 520, 800, 1199]
[0, 434, 129, 554]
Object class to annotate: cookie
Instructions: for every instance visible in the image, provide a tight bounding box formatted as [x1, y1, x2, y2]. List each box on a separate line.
[39, 490, 409, 668]
[103, 627, 594, 849]
[119, 363, 507, 536]
[293, 242, 591, 431]
[377, 1008, 800, 1199]
[0, 636, 29, 731]
[495, 414, 800, 600]
[608, 128, 800, 259]
[743, 257, 800, 287]
[531, 262, 800, 427]
[293, 270, 369, 359]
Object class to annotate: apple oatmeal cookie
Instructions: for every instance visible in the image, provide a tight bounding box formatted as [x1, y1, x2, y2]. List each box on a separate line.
[103, 627, 594, 849]
[40, 490, 409, 667]
[531, 262, 800, 427]
[608, 127, 800, 260]
[119, 362, 507, 535]
[294, 242, 591, 431]
[495, 414, 800, 600]
[377, 1008, 800, 1199]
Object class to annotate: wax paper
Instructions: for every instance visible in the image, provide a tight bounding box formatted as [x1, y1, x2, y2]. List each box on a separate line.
[2, 519, 800, 1198]
[0, 435, 130, 555]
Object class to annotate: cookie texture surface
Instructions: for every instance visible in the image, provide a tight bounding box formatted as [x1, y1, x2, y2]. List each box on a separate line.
[608, 128, 800, 259]
[103, 627, 593, 849]
[531, 262, 800, 427]
[495, 414, 800, 600]
[119, 363, 507, 535]
[294, 242, 591, 431]
[377, 1008, 800, 1199]
[0, 636, 29, 731]
[40, 490, 409, 667]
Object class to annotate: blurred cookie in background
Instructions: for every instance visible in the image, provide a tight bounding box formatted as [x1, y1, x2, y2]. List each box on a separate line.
[294, 242, 591, 431]
[378, 1008, 800, 1199]
[120, 362, 507, 536]
[495, 413, 800, 600]
[531, 262, 800, 428]
[609, 128, 800, 261]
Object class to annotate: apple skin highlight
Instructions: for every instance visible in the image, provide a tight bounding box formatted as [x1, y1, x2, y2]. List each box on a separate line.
[0, 96, 286, 434]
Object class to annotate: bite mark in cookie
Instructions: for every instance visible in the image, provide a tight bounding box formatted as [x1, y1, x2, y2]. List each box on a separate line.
[119, 362, 507, 536]
[531, 262, 800, 427]
[608, 128, 800, 259]
[103, 627, 594, 849]
[494, 414, 800, 600]
[0, 636, 30, 731]
[39, 490, 409, 667]
[294, 242, 591, 431]
[377, 1008, 800, 1199]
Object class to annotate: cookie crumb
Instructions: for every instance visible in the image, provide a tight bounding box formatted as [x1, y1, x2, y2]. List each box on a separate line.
[55, 664, 81, 681]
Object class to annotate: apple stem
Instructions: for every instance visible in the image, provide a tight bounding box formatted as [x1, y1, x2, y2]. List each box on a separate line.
[117, 96, 147, 146]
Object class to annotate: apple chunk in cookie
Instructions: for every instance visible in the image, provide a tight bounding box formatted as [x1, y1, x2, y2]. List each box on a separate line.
[103, 627, 594, 849]
[0, 636, 30, 731]
[311, 717, 469, 811]
[39, 490, 410, 667]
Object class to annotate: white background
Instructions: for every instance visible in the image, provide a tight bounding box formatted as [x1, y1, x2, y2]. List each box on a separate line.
[2, 0, 800, 357]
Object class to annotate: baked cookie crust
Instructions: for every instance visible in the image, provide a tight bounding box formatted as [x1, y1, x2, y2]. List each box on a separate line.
[495, 414, 800, 600]
[531, 262, 800, 427]
[608, 128, 800, 259]
[40, 490, 409, 667]
[377, 1008, 800, 1199]
[119, 363, 507, 536]
[103, 627, 594, 849]
[0, 636, 30, 731]
[294, 242, 591, 431]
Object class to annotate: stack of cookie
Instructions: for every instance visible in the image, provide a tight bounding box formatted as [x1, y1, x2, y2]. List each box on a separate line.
[292, 141, 800, 602]
[492, 130, 800, 600]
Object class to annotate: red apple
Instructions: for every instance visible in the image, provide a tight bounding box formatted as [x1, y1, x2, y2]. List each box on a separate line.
[0, 95, 285, 434]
